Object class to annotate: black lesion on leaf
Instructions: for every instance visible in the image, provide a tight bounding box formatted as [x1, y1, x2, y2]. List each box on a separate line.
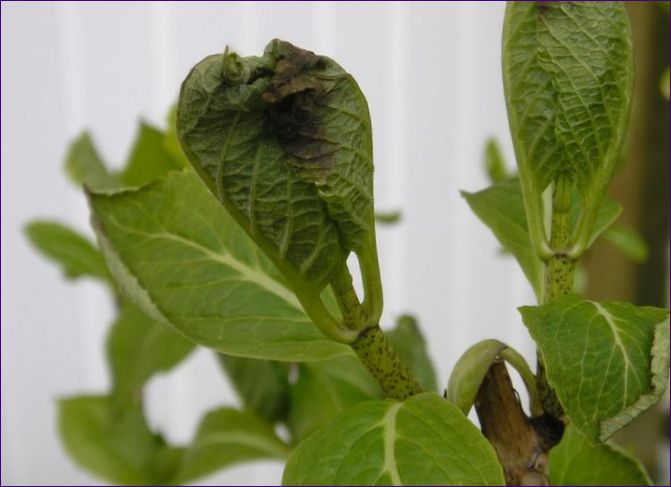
[262, 42, 335, 170]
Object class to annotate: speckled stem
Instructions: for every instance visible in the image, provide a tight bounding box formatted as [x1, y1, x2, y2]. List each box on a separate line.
[537, 177, 576, 423]
[351, 326, 423, 400]
[331, 264, 367, 331]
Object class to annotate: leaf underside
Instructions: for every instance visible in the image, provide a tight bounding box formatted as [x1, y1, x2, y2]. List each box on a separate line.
[503, 2, 632, 195]
[89, 170, 350, 362]
[177, 39, 375, 289]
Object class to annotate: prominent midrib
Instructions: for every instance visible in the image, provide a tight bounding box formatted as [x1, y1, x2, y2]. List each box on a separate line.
[155, 232, 302, 310]
[381, 403, 403, 486]
[590, 302, 632, 400]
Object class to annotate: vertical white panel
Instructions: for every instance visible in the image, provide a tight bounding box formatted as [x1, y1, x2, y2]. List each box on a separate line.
[401, 2, 465, 385]
[1, 2, 100, 484]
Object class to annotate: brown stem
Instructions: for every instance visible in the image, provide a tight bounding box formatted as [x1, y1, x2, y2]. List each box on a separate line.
[475, 360, 563, 486]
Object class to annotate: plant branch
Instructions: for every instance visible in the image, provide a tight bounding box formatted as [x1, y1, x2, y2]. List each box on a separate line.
[537, 176, 576, 422]
[331, 263, 366, 331]
[358, 224, 384, 327]
[351, 326, 423, 400]
[475, 360, 556, 486]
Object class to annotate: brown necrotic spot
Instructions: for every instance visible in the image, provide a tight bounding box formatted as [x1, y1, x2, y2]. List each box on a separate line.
[262, 46, 334, 169]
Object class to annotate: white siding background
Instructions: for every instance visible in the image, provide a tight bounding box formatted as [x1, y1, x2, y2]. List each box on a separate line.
[2, 2, 538, 485]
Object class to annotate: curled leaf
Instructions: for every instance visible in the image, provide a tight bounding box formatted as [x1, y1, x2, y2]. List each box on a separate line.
[446, 339, 539, 416]
[177, 39, 375, 292]
[503, 2, 633, 255]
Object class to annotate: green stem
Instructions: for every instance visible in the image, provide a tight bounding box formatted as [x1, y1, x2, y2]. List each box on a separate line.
[537, 176, 576, 421]
[358, 223, 384, 327]
[542, 177, 576, 302]
[294, 287, 358, 343]
[352, 326, 423, 400]
[331, 263, 366, 330]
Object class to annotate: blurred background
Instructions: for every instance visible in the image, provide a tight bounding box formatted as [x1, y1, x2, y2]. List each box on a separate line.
[2, 1, 668, 485]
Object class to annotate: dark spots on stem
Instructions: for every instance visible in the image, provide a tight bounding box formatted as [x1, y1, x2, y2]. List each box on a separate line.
[352, 326, 422, 400]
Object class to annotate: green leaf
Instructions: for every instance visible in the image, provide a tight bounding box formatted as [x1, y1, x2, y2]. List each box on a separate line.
[463, 179, 622, 298]
[520, 295, 670, 442]
[386, 315, 437, 392]
[283, 392, 504, 486]
[65, 122, 188, 194]
[503, 2, 633, 252]
[65, 132, 119, 190]
[164, 105, 191, 167]
[174, 407, 288, 484]
[107, 302, 195, 410]
[446, 339, 539, 416]
[118, 122, 186, 187]
[287, 354, 382, 443]
[446, 340, 505, 415]
[25, 220, 111, 282]
[603, 223, 649, 263]
[216, 354, 290, 423]
[89, 170, 350, 362]
[483, 138, 509, 184]
[58, 395, 180, 484]
[569, 190, 622, 250]
[462, 179, 543, 298]
[177, 39, 375, 290]
[375, 210, 402, 225]
[550, 425, 651, 486]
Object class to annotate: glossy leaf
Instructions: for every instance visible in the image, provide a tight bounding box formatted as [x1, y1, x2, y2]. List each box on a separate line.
[283, 392, 504, 486]
[58, 395, 181, 484]
[107, 302, 195, 410]
[174, 407, 288, 484]
[177, 39, 375, 289]
[89, 170, 350, 361]
[25, 221, 111, 282]
[503, 1, 632, 194]
[520, 295, 670, 442]
[386, 315, 437, 392]
[216, 354, 290, 423]
[287, 354, 382, 443]
[118, 121, 186, 187]
[65, 132, 119, 190]
[550, 425, 651, 486]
